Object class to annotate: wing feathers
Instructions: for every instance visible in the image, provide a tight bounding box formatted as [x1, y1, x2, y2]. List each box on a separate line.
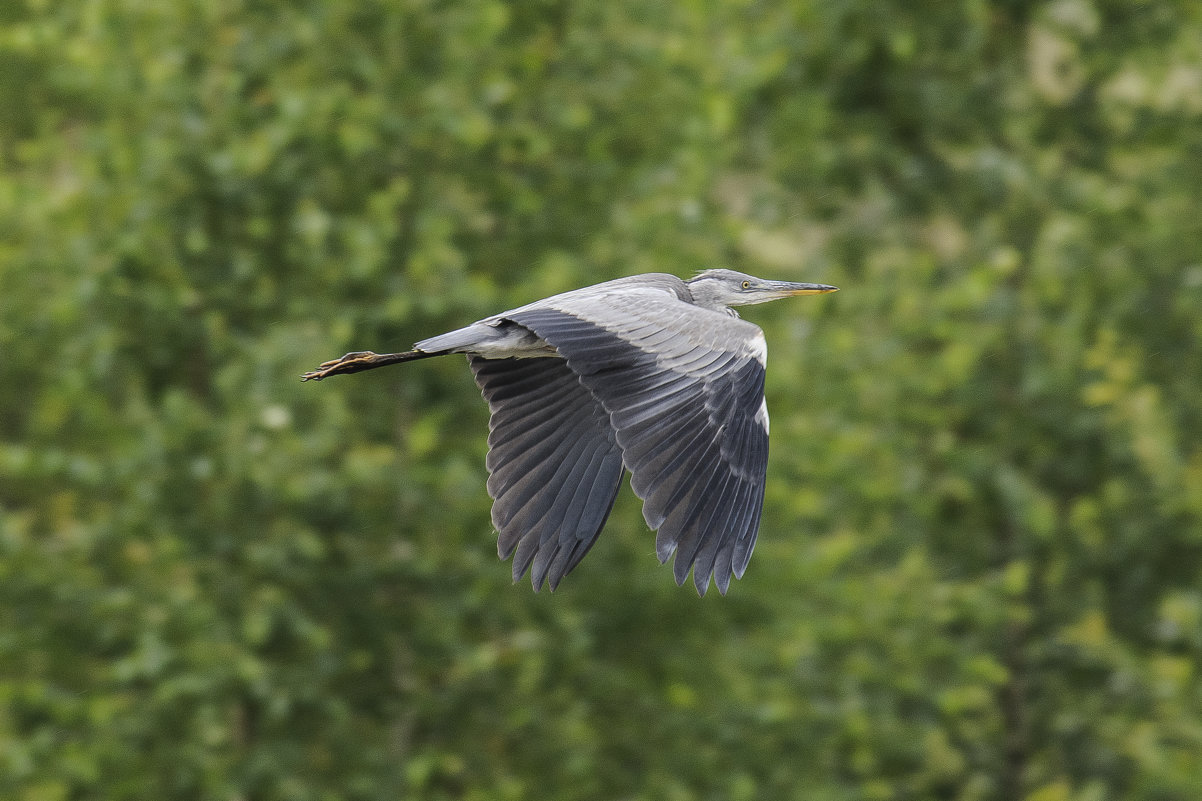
[470, 356, 624, 590]
[462, 280, 774, 595]
[506, 306, 770, 595]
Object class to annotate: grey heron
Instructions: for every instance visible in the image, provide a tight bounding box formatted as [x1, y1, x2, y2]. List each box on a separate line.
[303, 269, 836, 595]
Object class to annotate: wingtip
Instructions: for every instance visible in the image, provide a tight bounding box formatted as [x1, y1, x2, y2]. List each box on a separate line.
[714, 571, 732, 596]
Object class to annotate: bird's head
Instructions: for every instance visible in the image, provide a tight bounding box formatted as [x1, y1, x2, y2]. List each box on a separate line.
[686, 269, 838, 312]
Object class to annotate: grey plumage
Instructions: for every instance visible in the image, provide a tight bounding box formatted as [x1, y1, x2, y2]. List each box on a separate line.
[302, 269, 837, 595]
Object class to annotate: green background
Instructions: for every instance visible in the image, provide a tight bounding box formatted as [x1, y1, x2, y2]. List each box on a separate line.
[3, 1, 1201, 799]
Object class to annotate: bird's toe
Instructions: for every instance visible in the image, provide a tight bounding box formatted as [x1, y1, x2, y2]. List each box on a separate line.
[324, 351, 376, 368]
[301, 351, 380, 381]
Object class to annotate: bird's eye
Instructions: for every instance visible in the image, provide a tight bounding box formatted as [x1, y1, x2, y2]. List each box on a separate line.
[741, 280, 751, 289]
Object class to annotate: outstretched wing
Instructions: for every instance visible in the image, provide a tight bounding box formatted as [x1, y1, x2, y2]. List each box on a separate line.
[469, 355, 625, 591]
[506, 287, 769, 596]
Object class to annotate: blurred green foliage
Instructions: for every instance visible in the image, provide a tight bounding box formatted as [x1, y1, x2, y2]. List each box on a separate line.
[3, 0, 1201, 799]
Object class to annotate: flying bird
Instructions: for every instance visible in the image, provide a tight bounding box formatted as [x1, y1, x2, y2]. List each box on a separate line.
[302, 269, 836, 595]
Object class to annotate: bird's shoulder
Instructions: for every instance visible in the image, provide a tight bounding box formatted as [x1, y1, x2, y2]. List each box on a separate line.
[495, 273, 686, 313]
[497, 274, 765, 363]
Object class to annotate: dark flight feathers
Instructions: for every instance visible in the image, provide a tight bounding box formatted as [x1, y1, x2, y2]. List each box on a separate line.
[469, 306, 769, 595]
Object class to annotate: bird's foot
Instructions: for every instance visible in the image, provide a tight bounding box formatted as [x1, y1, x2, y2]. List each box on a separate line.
[301, 351, 380, 381]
